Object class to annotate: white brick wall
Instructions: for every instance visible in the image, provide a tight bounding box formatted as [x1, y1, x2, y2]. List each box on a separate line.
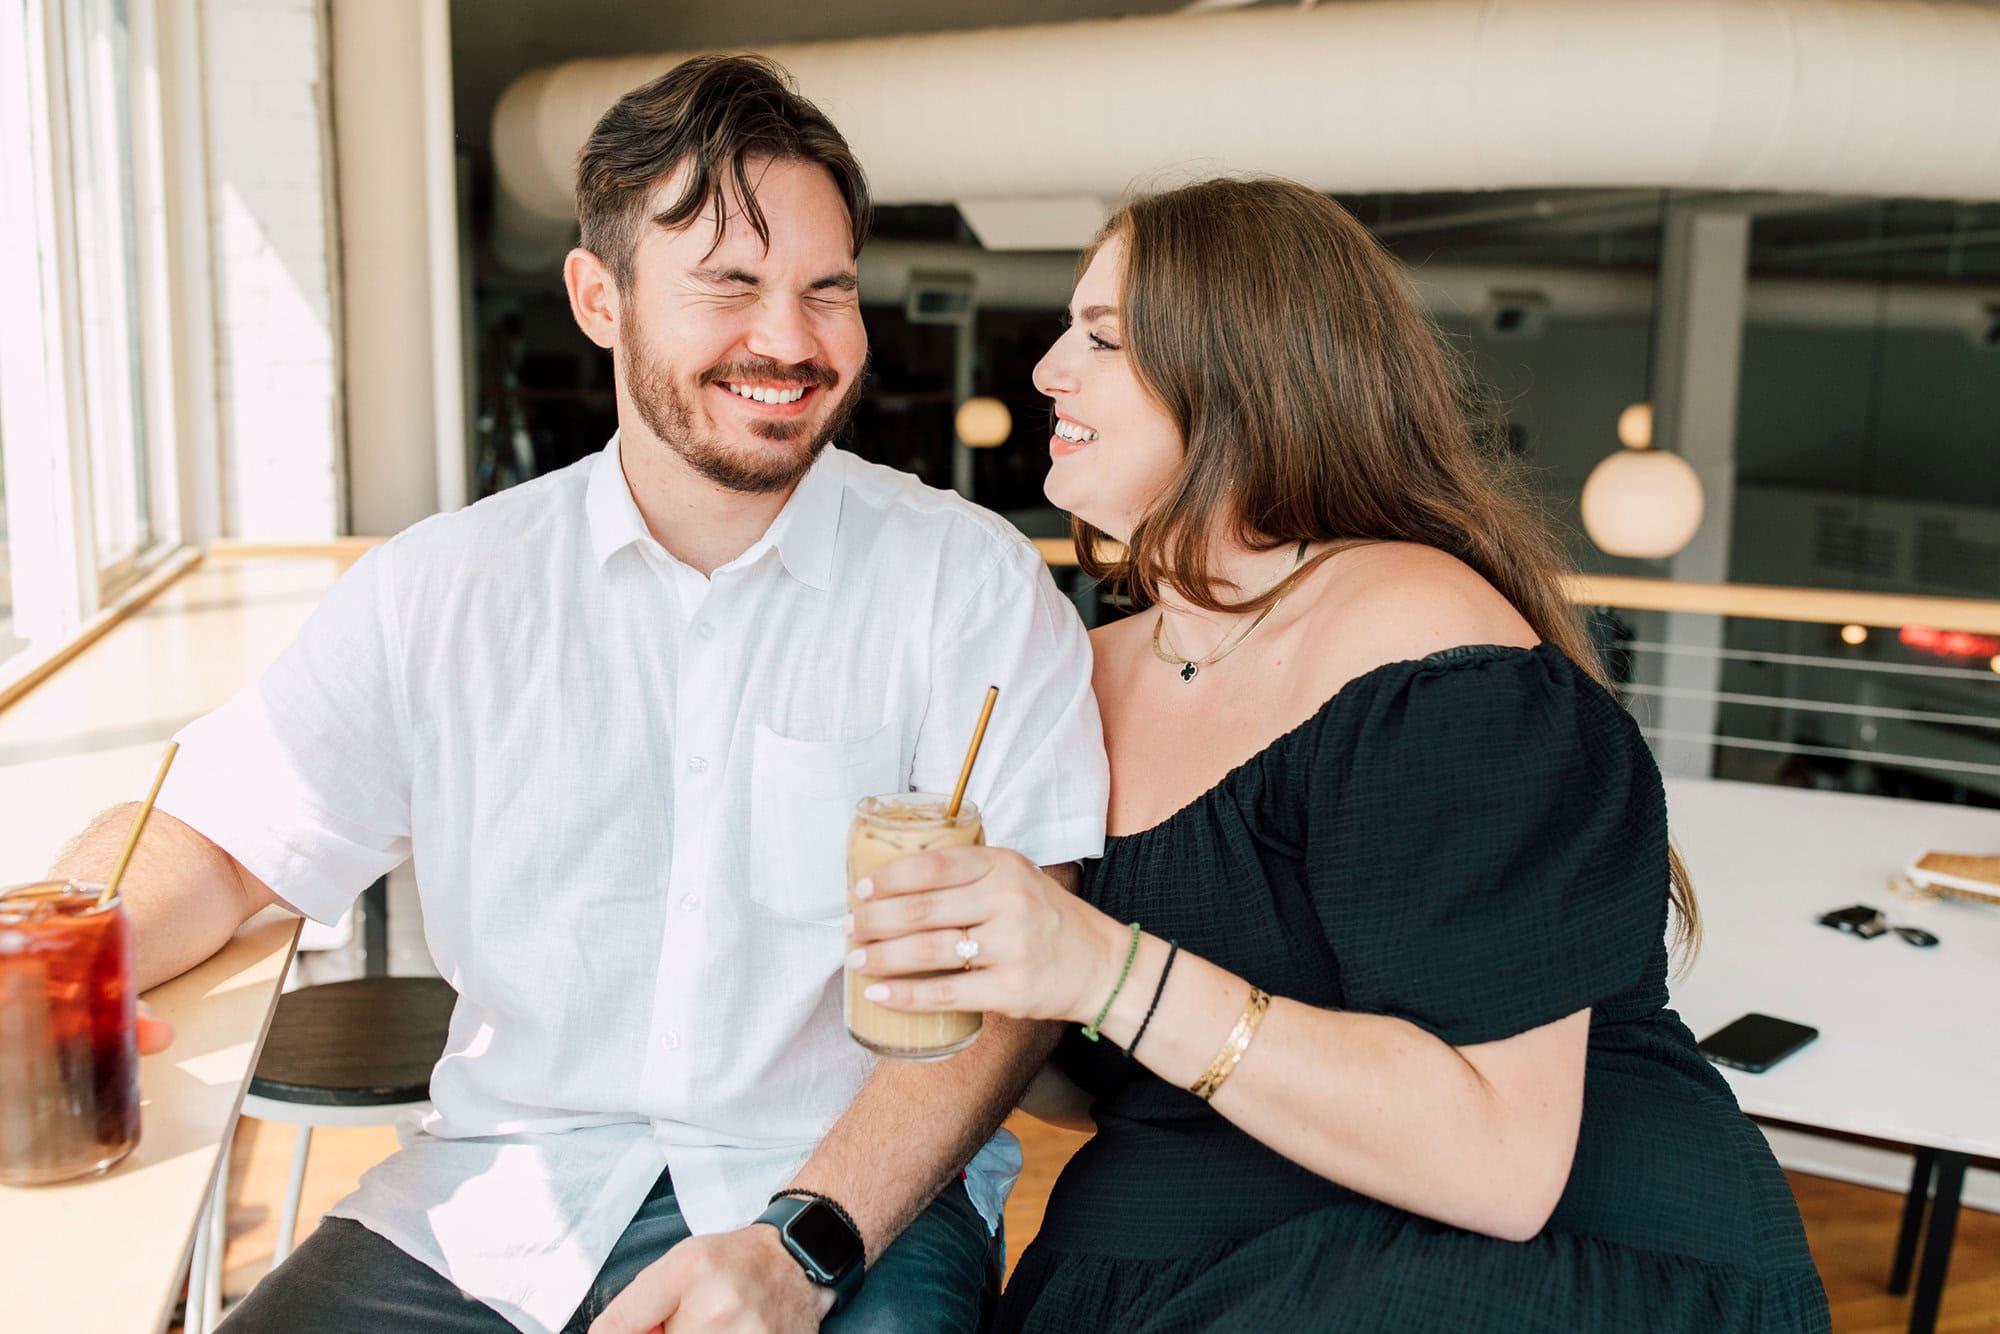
[200, 0, 343, 540]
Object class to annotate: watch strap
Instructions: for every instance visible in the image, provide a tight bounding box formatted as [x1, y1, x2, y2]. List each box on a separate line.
[755, 1196, 865, 1312]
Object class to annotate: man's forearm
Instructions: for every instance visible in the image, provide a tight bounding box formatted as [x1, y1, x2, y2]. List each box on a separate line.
[783, 1010, 1060, 1265]
[781, 862, 1082, 1261]
[50, 805, 270, 991]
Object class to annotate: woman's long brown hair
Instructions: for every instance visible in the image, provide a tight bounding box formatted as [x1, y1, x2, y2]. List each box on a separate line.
[1075, 177, 1698, 957]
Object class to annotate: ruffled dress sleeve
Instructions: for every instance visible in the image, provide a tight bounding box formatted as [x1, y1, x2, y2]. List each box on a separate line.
[1307, 644, 1670, 1046]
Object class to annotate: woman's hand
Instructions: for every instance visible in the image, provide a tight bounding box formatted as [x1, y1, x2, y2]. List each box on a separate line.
[135, 1001, 174, 1055]
[845, 846, 1126, 1026]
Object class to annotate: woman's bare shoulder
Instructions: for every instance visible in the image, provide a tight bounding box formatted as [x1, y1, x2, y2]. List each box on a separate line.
[1291, 543, 1540, 692]
[1088, 608, 1149, 655]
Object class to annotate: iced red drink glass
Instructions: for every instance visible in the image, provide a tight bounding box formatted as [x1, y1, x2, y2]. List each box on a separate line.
[0, 880, 140, 1185]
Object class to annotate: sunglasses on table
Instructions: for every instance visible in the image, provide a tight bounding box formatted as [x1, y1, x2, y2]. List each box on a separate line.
[1816, 903, 1939, 948]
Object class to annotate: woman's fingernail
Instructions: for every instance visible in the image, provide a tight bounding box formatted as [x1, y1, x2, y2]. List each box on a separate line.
[863, 984, 890, 1002]
[854, 878, 875, 900]
[839, 914, 854, 936]
[845, 949, 867, 971]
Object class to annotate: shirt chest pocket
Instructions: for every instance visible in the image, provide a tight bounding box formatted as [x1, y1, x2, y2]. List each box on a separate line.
[748, 722, 904, 921]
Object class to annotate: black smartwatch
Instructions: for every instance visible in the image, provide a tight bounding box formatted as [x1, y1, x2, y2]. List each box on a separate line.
[755, 1194, 865, 1312]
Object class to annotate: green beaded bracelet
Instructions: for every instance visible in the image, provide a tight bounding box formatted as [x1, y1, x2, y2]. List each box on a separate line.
[1082, 921, 1143, 1042]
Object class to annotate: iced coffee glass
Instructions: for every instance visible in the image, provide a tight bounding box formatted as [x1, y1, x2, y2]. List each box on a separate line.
[0, 880, 141, 1185]
[845, 794, 983, 1060]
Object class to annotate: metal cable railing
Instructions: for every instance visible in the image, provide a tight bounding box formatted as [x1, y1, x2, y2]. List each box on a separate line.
[1582, 587, 2000, 798]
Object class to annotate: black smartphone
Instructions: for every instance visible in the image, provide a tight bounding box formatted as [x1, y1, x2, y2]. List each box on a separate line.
[1698, 1014, 1819, 1073]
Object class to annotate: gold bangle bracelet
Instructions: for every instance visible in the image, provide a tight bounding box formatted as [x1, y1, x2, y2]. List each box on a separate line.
[1188, 986, 1271, 1101]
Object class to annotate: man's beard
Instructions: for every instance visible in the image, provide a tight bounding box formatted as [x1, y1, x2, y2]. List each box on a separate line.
[621, 319, 866, 495]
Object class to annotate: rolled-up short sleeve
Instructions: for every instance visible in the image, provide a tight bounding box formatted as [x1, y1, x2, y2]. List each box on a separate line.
[1308, 645, 1667, 1046]
[156, 545, 413, 924]
[913, 540, 1107, 870]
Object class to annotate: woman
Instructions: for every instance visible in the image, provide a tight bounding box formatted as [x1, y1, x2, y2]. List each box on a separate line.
[845, 178, 1830, 1332]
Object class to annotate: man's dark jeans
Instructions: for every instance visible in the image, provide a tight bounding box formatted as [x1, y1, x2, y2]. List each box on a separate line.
[219, 1169, 999, 1333]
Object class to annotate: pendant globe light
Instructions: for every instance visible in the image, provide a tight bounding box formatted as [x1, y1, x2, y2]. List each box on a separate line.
[1583, 196, 1704, 560]
[1582, 405, 1705, 558]
[954, 396, 1012, 448]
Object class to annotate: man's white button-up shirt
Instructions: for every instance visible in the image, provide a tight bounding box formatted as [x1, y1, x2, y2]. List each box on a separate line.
[158, 437, 1109, 1333]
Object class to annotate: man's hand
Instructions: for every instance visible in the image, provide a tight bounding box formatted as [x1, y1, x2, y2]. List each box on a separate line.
[590, 1224, 834, 1334]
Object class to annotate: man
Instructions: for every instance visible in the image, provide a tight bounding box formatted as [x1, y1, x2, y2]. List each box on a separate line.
[56, 55, 1106, 1333]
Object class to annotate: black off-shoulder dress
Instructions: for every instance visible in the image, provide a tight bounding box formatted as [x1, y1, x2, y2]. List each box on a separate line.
[995, 644, 1830, 1334]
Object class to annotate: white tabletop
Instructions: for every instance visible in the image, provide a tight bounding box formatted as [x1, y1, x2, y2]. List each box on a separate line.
[0, 909, 298, 1333]
[1664, 778, 2000, 1159]
[0, 552, 345, 1330]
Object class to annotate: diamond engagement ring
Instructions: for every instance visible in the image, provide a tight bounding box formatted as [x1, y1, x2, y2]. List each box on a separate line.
[955, 930, 980, 969]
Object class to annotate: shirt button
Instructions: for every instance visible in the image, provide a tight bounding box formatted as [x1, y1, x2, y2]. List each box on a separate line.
[661, 1031, 682, 1052]
[681, 893, 701, 911]
[695, 621, 716, 640]
[686, 755, 708, 774]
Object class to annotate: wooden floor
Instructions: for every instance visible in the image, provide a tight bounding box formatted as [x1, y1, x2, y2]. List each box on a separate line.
[180, 1115, 1998, 1332]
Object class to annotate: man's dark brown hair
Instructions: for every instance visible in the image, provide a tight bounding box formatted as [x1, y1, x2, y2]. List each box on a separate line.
[574, 54, 871, 288]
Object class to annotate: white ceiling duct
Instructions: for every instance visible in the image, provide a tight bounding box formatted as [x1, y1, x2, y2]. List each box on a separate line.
[492, 0, 2000, 254]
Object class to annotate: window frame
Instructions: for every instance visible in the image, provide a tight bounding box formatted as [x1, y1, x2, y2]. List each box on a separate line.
[0, 0, 206, 680]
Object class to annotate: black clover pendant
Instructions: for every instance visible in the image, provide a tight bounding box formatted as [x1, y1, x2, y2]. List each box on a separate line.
[1180, 661, 1198, 683]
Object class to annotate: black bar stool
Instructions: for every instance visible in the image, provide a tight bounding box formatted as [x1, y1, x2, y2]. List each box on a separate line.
[186, 972, 455, 1331]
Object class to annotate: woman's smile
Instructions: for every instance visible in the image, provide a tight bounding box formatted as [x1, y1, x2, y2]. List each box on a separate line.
[1050, 411, 1100, 458]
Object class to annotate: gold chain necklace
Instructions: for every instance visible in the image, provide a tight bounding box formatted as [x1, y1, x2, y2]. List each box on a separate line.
[1150, 539, 1310, 683]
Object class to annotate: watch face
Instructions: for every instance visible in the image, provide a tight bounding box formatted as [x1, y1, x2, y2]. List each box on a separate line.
[788, 1201, 864, 1278]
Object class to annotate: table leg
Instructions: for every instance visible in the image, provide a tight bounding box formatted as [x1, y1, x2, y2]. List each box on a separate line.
[1906, 1152, 1966, 1334]
[1889, 1146, 1937, 1294]
[202, 1177, 225, 1328]
[360, 875, 388, 977]
[185, 1184, 212, 1334]
[272, 1124, 313, 1267]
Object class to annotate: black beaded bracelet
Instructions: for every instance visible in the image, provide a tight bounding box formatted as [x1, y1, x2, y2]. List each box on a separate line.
[1124, 939, 1178, 1061]
[769, 1187, 862, 1248]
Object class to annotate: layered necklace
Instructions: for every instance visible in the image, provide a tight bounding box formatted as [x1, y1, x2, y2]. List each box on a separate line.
[1150, 539, 1310, 683]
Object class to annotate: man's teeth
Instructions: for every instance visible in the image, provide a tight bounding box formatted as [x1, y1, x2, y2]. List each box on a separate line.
[723, 382, 808, 405]
[1054, 419, 1098, 443]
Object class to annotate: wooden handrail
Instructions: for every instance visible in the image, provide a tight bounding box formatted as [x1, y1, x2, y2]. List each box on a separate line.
[2, 539, 1987, 726]
[1031, 537, 1080, 566]
[206, 536, 386, 561]
[1039, 539, 2000, 634]
[1564, 575, 2000, 635]
[201, 537, 2000, 636]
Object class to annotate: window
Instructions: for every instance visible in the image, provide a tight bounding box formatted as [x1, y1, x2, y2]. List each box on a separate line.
[64, 0, 154, 571]
[0, 0, 191, 677]
[0, 413, 23, 661]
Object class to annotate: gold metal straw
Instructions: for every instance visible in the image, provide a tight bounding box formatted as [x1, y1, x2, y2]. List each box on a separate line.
[100, 742, 179, 907]
[945, 687, 999, 821]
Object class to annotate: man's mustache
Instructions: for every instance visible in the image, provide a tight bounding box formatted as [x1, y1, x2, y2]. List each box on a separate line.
[700, 359, 840, 390]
